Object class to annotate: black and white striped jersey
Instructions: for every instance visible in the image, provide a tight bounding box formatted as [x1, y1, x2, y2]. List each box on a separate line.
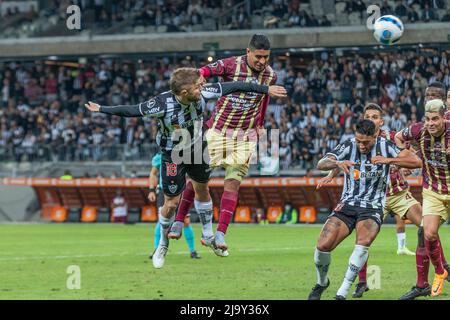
[99, 82, 269, 153]
[325, 137, 402, 209]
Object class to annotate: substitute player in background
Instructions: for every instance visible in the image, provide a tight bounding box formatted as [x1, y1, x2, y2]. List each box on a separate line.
[318, 103, 420, 298]
[396, 99, 450, 298]
[169, 34, 278, 251]
[85, 67, 286, 268]
[309, 119, 421, 300]
[148, 153, 200, 260]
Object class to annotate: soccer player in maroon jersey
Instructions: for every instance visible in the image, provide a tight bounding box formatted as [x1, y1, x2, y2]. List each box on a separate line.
[317, 103, 425, 298]
[168, 34, 278, 251]
[396, 98, 450, 298]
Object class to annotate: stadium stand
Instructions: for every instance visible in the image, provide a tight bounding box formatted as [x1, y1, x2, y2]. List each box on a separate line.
[1, 0, 450, 39]
[1, 1, 450, 225]
[1, 45, 449, 171]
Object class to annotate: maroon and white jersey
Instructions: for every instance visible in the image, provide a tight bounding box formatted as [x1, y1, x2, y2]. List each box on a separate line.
[379, 129, 409, 196]
[401, 122, 450, 194]
[200, 55, 277, 135]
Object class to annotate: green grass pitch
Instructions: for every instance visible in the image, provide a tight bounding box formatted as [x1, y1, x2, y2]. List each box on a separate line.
[0, 223, 449, 300]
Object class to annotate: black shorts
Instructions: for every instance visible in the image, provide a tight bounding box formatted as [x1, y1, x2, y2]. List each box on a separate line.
[327, 203, 383, 233]
[160, 143, 211, 197]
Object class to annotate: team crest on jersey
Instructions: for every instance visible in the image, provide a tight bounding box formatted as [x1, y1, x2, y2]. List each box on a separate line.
[209, 62, 219, 68]
[147, 99, 156, 108]
[168, 184, 178, 194]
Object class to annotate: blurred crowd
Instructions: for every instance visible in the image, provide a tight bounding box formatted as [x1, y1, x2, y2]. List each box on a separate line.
[0, 47, 449, 167]
[1, 0, 449, 37]
[268, 48, 450, 169]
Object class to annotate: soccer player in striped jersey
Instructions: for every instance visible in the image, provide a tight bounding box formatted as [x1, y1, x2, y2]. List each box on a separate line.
[396, 98, 450, 298]
[318, 103, 422, 298]
[85, 67, 286, 268]
[148, 153, 201, 260]
[308, 119, 422, 300]
[169, 34, 278, 251]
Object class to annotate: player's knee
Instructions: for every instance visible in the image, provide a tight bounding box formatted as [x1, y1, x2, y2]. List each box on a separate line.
[424, 229, 439, 242]
[193, 183, 209, 196]
[224, 178, 241, 192]
[165, 199, 179, 212]
[316, 241, 334, 252]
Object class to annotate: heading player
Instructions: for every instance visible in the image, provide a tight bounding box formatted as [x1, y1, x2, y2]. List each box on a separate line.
[169, 34, 279, 252]
[85, 67, 286, 268]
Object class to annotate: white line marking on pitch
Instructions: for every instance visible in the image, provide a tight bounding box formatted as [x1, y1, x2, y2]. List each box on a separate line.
[0, 244, 399, 262]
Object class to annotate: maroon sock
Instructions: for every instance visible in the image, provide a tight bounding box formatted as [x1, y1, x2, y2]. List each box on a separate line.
[438, 236, 448, 267]
[359, 260, 368, 283]
[217, 191, 238, 234]
[175, 181, 195, 223]
[425, 239, 445, 275]
[416, 246, 430, 288]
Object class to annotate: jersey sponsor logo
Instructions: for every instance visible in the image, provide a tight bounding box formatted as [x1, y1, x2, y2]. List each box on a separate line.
[203, 85, 220, 93]
[353, 169, 360, 180]
[360, 170, 383, 179]
[148, 107, 160, 114]
[426, 159, 448, 169]
[144, 99, 160, 115]
[433, 142, 442, 150]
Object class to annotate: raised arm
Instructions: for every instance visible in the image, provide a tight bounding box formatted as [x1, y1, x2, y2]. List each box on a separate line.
[371, 149, 422, 169]
[85, 101, 141, 117]
[317, 155, 355, 174]
[201, 82, 286, 101]
[316, 168, 341, 189]
[317, 141, 354, 174]
[395, 131, 407, 149]
[85, 98, 162, 118]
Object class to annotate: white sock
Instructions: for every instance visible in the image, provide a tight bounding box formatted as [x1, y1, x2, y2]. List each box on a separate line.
[336, 245, 369, 298]
[314, 248, 331, 286]
[397, 232, 406, 250]
[194, 200, 214, 239]
[158, 213, 174, 247]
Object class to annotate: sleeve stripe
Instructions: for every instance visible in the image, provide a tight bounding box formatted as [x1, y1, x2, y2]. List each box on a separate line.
[325, 152, 339, 159]
[138, 103, 144, 116]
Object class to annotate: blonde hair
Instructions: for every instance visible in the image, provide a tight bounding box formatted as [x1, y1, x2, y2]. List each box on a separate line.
[169, 67, 200, 95]
[425, 99, 445, 115]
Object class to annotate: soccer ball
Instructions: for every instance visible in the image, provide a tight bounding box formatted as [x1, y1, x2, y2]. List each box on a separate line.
[373, 15, 404, 45]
